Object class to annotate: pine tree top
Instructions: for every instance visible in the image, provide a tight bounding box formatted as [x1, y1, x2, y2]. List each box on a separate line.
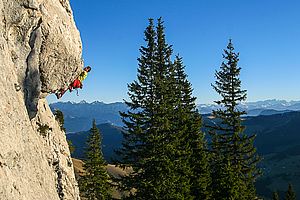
[212, 39, 247, 115]
[285, 183, 296, 200]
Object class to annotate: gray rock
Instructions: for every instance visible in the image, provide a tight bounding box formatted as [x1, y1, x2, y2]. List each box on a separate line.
[0, 0, 82, 199]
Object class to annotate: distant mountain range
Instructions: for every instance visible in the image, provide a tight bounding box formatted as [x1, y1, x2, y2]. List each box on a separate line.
[50, 100, 128, 132]
[198, 99, 300, 115]
[50, 99, 300, 132]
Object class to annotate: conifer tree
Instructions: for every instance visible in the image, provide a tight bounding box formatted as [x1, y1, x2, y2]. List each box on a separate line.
[210, 39, 260, 199]
[118, 18, 210, 200]
[172, 56, 211, 199]
[117, 18, 157, 199]
[273, 191, 280, 200]
[118, 17, 189, 199]
[79, 120, 111, 200]
[285, 183, 296, 200]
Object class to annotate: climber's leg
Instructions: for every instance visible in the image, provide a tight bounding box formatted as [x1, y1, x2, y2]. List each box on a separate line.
[55, 79, 81, 99]
[68, 85, 73, 92]
[55, 92, 62, 99]
[55, 88, 68, 99]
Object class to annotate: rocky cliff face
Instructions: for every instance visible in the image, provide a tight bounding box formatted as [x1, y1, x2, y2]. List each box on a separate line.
[0, 0, 82, 199]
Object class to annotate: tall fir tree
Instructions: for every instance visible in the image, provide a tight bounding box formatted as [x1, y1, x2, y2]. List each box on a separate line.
[172, 56, 211, 199]
[117, 18, 158, 199]
[210, 39, 260, 199]
[118, 17, 189, 199]
[79, 120, 111, 200]
[117, 18, 210, 199]
[285, 183, 296, 200]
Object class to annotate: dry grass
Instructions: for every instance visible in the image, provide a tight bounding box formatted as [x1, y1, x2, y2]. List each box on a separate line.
[72, 158, 85, 176]
[72, 158, 133, 199]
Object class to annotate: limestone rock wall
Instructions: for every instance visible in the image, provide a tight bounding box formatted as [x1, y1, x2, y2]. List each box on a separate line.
[0, 0, 82, 199]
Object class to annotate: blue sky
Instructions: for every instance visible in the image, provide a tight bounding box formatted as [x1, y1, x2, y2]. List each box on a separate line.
[47, 0, 300, 104]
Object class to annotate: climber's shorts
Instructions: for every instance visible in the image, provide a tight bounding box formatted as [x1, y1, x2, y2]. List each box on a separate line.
[71, 79, 82, 89]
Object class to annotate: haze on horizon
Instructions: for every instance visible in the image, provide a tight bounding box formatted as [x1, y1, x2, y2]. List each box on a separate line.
[47, 0, 300, 105]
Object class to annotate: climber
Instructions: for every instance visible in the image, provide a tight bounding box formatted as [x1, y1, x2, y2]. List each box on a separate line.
[55, 66, 91, 99]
